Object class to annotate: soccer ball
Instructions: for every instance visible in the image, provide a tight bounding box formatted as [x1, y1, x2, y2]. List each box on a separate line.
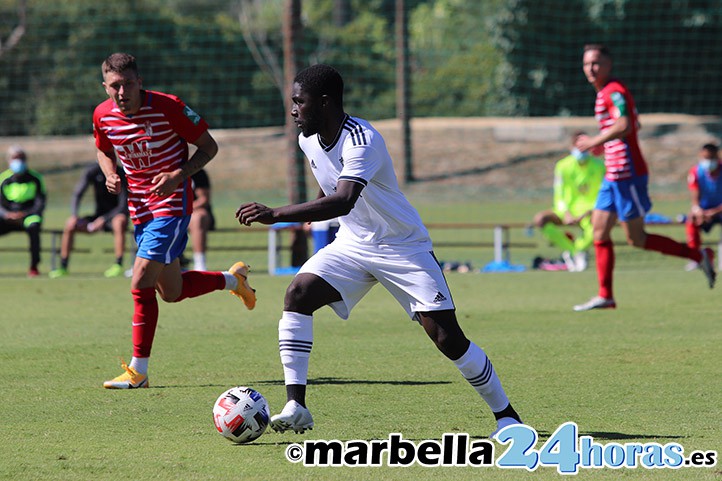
[212, 386, 271, 443]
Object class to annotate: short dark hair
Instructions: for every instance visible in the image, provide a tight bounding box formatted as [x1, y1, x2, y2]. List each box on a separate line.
[702, 143, 719, 156]
[584, 43, 612, 59]
[102, 52, 139, 77]
[294, 64, 344, 105]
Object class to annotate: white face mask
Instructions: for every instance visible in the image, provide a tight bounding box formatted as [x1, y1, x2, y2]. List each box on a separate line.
[699, 158, 719, 172]
[571, 148, 589, 163]
[9, 159, 27, 174]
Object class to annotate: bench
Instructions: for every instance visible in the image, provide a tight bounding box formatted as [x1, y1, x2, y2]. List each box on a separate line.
[134, 222, 722, 273]
[0, 229, 82, 271]
[468, 221, 722, 270]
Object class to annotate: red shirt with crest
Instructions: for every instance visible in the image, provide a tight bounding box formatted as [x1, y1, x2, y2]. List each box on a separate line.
[93, 90, 208, 224]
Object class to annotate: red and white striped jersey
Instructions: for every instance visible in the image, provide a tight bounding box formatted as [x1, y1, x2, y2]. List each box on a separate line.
[93, 90, 209, 224]
[595, 79, 648, 181]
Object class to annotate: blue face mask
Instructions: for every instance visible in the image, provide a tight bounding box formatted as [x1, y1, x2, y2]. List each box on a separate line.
[571, 148, 589, 163]
[9, 159, 27, 174]
[699, 158, 719, 172]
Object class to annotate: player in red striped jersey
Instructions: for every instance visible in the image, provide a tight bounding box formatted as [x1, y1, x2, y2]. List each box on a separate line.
[573, 44, 715, 312]
[93, 53, 256, 388]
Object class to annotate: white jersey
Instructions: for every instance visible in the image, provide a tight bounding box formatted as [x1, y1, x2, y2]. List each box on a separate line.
[298, 115, 432, 253]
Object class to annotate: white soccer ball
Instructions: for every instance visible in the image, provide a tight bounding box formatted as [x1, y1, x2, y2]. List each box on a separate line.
[212, 386, 271, 443]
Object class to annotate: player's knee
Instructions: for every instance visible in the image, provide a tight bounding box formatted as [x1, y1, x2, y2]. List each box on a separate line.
[158, 288, 181, 303]
[420, 313, 468, 359]
[627, 234, 645, 247]
[284, 281, 309, 311]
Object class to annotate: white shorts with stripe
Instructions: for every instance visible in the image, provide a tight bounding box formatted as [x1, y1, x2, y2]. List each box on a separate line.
[297, 239, 456, 320]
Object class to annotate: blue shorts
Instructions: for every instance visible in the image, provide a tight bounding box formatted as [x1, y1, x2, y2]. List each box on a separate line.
[134, 216, 190, 264]
[595, 176, 652, 222]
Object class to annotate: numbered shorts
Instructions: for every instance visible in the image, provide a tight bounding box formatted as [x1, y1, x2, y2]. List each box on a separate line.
[595, 175, 652, 222]
[134, 216, 190, 264]
[298, 241, 456, 320]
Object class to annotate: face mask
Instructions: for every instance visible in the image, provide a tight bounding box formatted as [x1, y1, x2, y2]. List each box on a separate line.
[699, 158, 719, 172]
[9, 159, 27, 174]
[571, 148, 589, 163]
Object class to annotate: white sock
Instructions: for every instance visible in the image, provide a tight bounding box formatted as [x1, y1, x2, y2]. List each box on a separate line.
[193, 252, 206, 271]
[453, 342, 509, 412]
[222, 272, 237, 291]
[278, 311, 313, 385]
[129, 356, 149, 375]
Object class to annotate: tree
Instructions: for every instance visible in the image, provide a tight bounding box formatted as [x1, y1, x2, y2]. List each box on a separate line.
[408, 0, 504, 116]
[490, 0, 722, 116]
[0, 0, 25, 58]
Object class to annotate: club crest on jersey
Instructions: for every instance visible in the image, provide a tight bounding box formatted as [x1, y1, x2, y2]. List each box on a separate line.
[183, 105, 201, 125]
[118, 140, 152, 169]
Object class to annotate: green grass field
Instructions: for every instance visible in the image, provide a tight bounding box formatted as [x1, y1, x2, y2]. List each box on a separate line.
[1, 199, 720, 480]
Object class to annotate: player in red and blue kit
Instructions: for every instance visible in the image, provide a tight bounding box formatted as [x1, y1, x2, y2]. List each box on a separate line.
[573, 44, 715, 311]
[686, 143, 722, 254]
[93, 53, 257, 388]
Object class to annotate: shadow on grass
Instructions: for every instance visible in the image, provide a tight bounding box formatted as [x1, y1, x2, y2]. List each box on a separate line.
[152, 377, 452, 389]
[581, 431, 685, 441]
[258, 376, 453, 387]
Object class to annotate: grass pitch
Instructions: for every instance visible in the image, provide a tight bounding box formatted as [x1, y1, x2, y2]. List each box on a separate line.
[0, 256, 720, 480]
[0, 198, 719, 480]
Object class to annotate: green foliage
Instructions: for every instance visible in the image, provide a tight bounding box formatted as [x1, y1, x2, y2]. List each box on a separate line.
[489, 0, 722, 116]
[3, 1, 722, 135]
[0, 0, 279, 135]
[410, 0, 504, 116]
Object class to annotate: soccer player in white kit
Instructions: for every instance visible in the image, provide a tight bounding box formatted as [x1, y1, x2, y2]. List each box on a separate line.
[236, 64, 522, 437]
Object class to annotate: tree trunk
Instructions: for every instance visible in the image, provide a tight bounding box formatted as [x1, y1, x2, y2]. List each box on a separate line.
[396, 0, 413, 183]
[283, 0, 308, 266]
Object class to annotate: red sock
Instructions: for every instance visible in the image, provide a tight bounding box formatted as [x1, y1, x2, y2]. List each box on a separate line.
[644, 233, 701, 262]
[132, 287, 158, 358]
[173, 271, 226, 302]
[686, 221, 701, 250]
[594, 240, 614, 299]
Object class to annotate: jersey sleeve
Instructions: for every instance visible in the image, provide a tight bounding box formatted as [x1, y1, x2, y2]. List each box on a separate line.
[93, 104, 114, 153]
[337, 134, 383, 187]
[607, 87, 629, 119]
[158, 93, 209, 144]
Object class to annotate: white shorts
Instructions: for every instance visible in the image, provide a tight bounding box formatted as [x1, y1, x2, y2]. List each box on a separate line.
[298, 240, 456, 320]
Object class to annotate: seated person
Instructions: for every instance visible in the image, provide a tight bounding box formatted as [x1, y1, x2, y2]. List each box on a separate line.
[187, 168, 215, 271]
[0, 146, 47, 277]
[49, 163, 128, 278]
[685, 143, 722, 269]
[533, 132, 605, 272]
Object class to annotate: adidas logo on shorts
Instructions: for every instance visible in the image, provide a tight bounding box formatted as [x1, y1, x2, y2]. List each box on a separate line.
[433, 291, 447, 303]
